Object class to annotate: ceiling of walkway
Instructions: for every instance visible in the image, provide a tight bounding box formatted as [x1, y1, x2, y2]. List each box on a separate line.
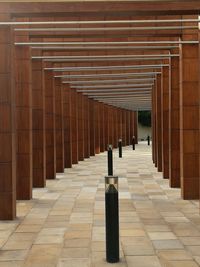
[3, 0, 200, 110]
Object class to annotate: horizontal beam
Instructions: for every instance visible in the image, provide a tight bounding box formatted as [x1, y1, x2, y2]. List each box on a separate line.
[60, 72, 161, 79]
[43, 57, 169, 63]
[45, 64, 168, 72]
[77, 88, 152, 93]
[32, 54, 178, 60]
[31, 45, 179, 50]
[15, 41, 198, 45]
[67, 77, 156, 84]
[1, 18, 200, 26]
[92, 95, 151, 98]
[72, 83, 153, 89]
[15, 25, 197, 32]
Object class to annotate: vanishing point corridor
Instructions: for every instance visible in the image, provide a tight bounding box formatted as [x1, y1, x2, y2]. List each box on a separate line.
[0, 143, 199, 267]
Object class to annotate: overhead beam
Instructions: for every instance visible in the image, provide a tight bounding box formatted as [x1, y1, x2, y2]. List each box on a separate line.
[44, 64, 168, 71]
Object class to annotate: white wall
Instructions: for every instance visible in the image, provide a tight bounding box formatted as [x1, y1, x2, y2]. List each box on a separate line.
[138, 123, 151, 141]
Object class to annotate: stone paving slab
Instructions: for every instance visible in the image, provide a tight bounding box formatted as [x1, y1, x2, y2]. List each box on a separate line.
[0, 143, 200, 267]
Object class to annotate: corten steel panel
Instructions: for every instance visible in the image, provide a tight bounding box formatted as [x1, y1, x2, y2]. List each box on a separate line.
[118, 109, 123, 142]
[169, 56, 180, 188]
[126, 110, 130, 146]
[129, 111, 134, 148]
[134, 111, 138, 144]
[161, 65, 170, 179]
[44, 67, 56, 179]
[71, 89, 78, 164]
[94, 101, 100, 154]
[83, 96, 90, 158]
[122, 110, 126, 146]
[77, 93, 84, 161]
[63, 84, 72, 168]
[54, 77, 64, 173]
[32, 55, 46, 188]
[108, 106, 114, 146]
[156, 74, 162, 172]
[104, 105, 109, 151]
[152, 84, 157, 167]
[99, 103, 105, 153]
[15, 31, 33, 200]
[113, 108, 118, 149]
[0, 25, 16, 220]
[89, 99, 95, 156]
[180, 42, 199, 200]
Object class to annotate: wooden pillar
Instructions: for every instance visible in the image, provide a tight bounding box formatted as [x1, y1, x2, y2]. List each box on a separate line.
[77, 93, 84, 161]
[83, 96, 90, 158]
[54, 77, 64, 173]
[104, 104, 109, 150]
[126, 110, 130, 146]
[118, 109, 123, 141]
[113, 108, 118, 148]
[63, 84, 72, 168]
[71, 89, 78, 164]
[180, 41, 199, 199]
[94, 101, 100, 154]
[89, 99, 95, 156]
[44, 67, 56, 179]
[152, 84, 157, 167]
[108, 106, 114, 146]
[169, 56, 180, 187]
[122, 110, 126, 146]
[134, 111, 138, 144]
[15, 32, 32, 199]
[32, 52, 46, 187]
[99, 103, 105, 152]
[161, 65, 170, 179]
[0, 25, 16, 219]
[130, 111, 134, 144]
[156, 74, 162, 172]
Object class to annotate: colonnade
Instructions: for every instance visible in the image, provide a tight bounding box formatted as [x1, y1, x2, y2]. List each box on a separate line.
[0, 26, 138, 219]
[1, 1, 200, 222]
[152, 26, 200, 200]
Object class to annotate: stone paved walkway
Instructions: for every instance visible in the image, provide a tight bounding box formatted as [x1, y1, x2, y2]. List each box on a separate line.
[0, 143, 200, 267]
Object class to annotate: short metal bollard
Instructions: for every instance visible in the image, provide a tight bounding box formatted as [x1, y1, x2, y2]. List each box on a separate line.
[132, 136, 135, 150]
[118, 139, 122, 158]
[147, 135, 150, 146]
[107, 144, 113, 176]
[105, 176, 119, 263]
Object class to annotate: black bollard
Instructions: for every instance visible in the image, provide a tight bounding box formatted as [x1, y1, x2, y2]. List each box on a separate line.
[107, 144, 113, 176]
[118, 139, 122, 158]
[105, 176, 119, 263]
[147, 135, 150, 146]
[132, 136, 135, 150]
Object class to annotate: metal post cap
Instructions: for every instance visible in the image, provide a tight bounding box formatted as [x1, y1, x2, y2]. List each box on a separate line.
[108, 144, 113, 150]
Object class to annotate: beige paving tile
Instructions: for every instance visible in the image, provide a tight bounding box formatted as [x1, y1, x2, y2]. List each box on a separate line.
[126, 256, 162, 267]
[148, 232, 177, 240]
[23, 244, 61, 267]
[0, 250, 29, 261]
[64, 238, 90, 248]
[152, 240, 184, 250]
[57, 258, 91, 267]
[61, 248, 90, 258]
[123, 244, 155, 256]
[167, 261, 199, 267]
[34, 235, 63, 245]
[179, 237, 200, 246]
[120, 229, 146, 237]
[157, 250, 192, 261]
[0, 262, 24, 267]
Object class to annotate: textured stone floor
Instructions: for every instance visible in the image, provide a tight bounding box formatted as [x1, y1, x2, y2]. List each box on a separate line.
[0, 143, 200, 267]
